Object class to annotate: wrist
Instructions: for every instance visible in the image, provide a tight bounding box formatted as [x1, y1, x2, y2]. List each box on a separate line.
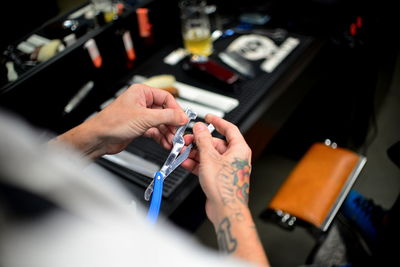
[212, 207, 268, 263]
[54, 119, 106, 159]
[210, 205, 253, 229]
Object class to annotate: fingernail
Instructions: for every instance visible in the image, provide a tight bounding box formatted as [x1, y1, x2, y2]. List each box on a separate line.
[178, 111, 187, 124]
[182, 113, 188, 124]
[194, 122, 206, 132]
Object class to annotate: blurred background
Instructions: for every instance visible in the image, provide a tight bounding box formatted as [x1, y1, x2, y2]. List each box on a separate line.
[1, 0, 399, 266]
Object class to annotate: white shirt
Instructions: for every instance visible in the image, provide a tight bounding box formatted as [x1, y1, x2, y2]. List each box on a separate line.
[0, 110, 249, 267]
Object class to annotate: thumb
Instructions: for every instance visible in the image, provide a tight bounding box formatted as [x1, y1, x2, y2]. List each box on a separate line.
[193, 122, 216, 156]
[145, 108, 187, 127]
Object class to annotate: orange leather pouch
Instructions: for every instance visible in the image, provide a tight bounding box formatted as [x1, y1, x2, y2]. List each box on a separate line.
[267, 143, 366, 231]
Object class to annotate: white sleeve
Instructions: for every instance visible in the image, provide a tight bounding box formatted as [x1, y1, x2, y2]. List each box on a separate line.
[0, 111, 251, 267]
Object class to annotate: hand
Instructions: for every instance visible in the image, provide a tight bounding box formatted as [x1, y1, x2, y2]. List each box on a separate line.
[54, 84, 187, 158]
[182, 116, 269, 266]
[182, 114, 252, 225]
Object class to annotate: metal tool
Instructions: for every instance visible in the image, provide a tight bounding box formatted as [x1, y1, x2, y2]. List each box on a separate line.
[145, 108, 215, 224]
[144, 108, 196, 201]
[146, 108, 197, 223]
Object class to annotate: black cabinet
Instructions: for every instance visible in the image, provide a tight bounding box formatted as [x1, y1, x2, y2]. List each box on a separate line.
[0, 0, 180, 133]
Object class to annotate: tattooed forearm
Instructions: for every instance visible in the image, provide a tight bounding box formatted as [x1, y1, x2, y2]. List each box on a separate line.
[217, 158, 251, 212]
[219, 168, 237, 208]
[217, 217, 237, 254]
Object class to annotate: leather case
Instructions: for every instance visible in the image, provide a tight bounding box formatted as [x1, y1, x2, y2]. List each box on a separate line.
[267, 142, 366, 231]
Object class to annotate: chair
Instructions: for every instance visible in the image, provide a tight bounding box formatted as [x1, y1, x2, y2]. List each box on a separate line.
[260, 140, 366, 234]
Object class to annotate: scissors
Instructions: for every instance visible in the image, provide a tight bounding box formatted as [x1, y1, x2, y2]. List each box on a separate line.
[146, 108, 197, 224]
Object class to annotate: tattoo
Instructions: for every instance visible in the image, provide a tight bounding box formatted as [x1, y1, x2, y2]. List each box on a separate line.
[217, 158, 251, 214]
[235, 212, 244, 222]
[217, 217, 237, 254]
[232, 159, 250, 204]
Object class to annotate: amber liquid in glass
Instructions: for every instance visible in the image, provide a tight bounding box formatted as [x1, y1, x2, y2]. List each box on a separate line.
[183, 28, 212, 57]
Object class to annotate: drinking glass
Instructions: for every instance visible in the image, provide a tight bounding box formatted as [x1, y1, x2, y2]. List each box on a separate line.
[179, 0, 213, 62]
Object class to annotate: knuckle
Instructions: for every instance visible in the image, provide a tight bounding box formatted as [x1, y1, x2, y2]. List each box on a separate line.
[196, 134, 208, 146]
[245, 144, 252, 154]
[227, 123, 239, 133]
[128, 83, 140, 91]
[238, 144, 252, 160]
[207, 149, 221, 161]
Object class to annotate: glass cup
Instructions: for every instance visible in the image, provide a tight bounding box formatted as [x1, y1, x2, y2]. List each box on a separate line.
[179, 0, 213, 61]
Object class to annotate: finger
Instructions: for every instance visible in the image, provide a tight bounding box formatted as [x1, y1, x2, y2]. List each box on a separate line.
[180, 145, 200, 173]
[167, 125, 176, 134]
[213, 138, 228, 154]
[184, 134, 194, 145]
[181, 158, 199, 175]
[160, 137, 172, 150]
[166, 130, 175, 145]
[144, 128, 172, 150]
[146, 108, 188, 128]
[144, 128, 162, 144]
[185, 134, 227, 154]
[159, 123, 177, 140]
[157, 124, 175, 144]
[188, 146, 200, 162]
[205, 114, 246, 146]
[193, 122, 216, 157]
[141, 84, 182, 110]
